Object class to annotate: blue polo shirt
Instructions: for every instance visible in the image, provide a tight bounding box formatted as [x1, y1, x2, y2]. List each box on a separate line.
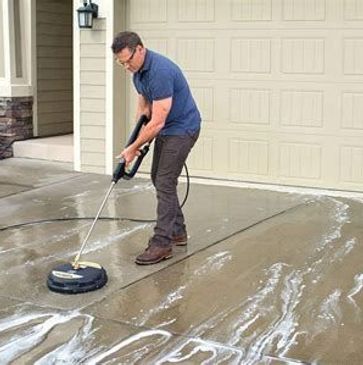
[133, 49, 201, 136]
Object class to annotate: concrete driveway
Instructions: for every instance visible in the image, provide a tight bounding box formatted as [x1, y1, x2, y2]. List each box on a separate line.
[0, 158, 362, 364]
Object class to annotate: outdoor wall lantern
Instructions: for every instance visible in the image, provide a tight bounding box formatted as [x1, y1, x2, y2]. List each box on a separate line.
[77, 0, 98, 29]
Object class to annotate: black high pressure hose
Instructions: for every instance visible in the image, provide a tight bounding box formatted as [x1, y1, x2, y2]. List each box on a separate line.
[0, 114, 191, 232]
[0, 162, 190, 232]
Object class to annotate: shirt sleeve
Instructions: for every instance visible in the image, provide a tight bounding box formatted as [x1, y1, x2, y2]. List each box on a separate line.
[149, 68, 174, 101]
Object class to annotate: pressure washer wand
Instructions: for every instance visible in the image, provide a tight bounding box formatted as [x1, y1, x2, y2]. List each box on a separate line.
[72, 115, 150, 269]
[72, 180, 116, 268]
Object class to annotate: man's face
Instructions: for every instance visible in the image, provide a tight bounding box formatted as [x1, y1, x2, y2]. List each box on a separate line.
[115, 45, 144, 73]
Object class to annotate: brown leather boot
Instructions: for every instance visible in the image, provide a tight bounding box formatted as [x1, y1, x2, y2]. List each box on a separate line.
[135, 245, 173, 265]
[171, 233, 188, 246]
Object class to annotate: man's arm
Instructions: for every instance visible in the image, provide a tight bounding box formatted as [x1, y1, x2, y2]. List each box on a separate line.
[134, 96, 171, 147]
[118, 97, 172, 165]
[136, 94, 151, 120]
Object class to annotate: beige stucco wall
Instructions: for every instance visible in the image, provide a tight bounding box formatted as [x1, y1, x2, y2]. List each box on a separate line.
[36, 0, 73, 136]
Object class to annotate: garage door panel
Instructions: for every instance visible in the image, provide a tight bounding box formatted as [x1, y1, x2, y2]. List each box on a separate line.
[281, 38, 325, 75]
[129, 0, 167, 24]
[278, 141, 322, 180]
[282, 0, 326, 21]
[340, 144, 363, 185]
[229, 88, 272, 125]
[231, 38, 272, 74]
[187, 134, 215, 172]
[177, 0, 215, 23]
[190, 86, 215, 123]
[141, 37, 169, 56]
[345, 0, 363, 21]
[231, 0, 272, 22]
[127, 0, 363, 191]
[341, 91, 363, 131]
[128, 1, 363, 31]
[192, 81, 363, 138]
[176, 38, 215, 72]
[229, 138, 270, 176]
[343, 37, 363, 75]
[280, 89, 324, 128]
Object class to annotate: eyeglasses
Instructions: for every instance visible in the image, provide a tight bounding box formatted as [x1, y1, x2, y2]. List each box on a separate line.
[115, 48, 136, 67]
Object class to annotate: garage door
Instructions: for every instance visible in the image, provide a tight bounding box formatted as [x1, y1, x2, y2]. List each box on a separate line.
[126, 0, 363, 192]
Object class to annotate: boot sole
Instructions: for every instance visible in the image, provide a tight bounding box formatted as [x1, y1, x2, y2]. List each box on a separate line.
[135, 254, 173, 265]
[173, 241, 188, 246]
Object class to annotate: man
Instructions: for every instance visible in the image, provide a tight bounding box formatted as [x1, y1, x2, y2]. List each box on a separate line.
[111, 32, 201, 265]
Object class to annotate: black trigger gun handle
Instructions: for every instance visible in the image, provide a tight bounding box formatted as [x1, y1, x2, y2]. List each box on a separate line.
[112, 114, 150, 183]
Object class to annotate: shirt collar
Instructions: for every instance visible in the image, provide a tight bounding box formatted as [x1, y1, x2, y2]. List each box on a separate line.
[138, 48, 151, 74]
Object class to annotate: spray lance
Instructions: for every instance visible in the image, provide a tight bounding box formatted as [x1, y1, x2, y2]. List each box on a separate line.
[72, 114, 151, 269]
[46, 115, 152, 294]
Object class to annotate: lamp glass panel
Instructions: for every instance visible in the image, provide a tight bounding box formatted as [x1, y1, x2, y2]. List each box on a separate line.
[78, 11, 94, 28]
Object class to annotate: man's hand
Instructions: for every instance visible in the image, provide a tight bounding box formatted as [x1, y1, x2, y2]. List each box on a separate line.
[116, 144, 140, 166]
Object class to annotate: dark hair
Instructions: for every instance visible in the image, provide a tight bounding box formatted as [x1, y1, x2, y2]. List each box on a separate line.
[111, 31, 143, 54]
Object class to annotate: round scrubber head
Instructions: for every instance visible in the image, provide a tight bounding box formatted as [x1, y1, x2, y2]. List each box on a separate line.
[47, 262, 108, 294]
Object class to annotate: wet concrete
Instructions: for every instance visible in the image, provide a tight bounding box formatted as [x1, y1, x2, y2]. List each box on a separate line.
[0, 158, 79, 199]
[0, 158, 362, 364]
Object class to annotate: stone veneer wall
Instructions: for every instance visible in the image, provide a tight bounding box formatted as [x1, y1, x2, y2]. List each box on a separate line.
[0, 97, 33, 159]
